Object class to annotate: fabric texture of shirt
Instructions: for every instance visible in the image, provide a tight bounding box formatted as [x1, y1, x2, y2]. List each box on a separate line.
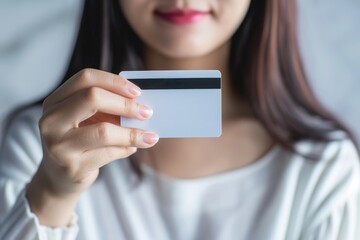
[0, 106, 359, 240]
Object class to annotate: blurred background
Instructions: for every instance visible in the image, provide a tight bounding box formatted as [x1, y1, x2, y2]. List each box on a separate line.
[0, 0, 359, 145]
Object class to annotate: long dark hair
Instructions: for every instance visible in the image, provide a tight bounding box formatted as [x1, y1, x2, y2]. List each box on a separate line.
[58, 0, 357, 156]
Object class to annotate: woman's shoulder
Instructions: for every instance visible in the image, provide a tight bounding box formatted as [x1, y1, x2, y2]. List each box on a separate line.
[291, 134, 360, 193]
[294, 134, 360, 173]
[291, 135, 360, 228]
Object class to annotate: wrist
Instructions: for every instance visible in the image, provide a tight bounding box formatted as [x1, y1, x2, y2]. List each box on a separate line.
[26, 164, 80, 227]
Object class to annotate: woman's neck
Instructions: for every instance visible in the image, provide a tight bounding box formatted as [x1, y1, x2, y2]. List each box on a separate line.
[144, 42, 229, 71]
[135, 42, 274, 179]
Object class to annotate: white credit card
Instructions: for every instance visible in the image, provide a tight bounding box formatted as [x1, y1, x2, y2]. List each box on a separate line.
[119, 70, 222, 138]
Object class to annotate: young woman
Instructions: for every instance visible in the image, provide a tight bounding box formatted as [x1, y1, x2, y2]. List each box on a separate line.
[0, 0, 359, 239]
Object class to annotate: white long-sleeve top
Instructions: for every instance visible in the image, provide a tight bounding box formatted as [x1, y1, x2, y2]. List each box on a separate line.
[0, 106, 359, 240]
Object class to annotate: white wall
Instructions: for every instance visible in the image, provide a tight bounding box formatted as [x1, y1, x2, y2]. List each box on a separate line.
[298, 0, 360, 141]
[0, 0, 83, 144]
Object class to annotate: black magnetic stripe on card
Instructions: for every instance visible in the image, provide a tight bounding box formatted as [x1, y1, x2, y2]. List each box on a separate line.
[127, 78, 221, 89]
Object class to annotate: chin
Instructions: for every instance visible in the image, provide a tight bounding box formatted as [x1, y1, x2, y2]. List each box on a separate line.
[162, 49, 211, 59]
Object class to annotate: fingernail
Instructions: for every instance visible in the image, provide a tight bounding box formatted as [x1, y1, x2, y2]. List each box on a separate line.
[143, 132, 159, 145]
[127, 83, 141, 97]
[139, 105, 153, 119]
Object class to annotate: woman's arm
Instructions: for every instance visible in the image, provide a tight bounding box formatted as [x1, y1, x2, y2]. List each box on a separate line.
[0, 69, 159, 239]
[0, 106, 79, 239]
[300, 140, 360, 240]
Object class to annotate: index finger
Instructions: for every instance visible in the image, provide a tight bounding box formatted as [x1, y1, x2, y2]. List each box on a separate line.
[44, 68, 141, 108]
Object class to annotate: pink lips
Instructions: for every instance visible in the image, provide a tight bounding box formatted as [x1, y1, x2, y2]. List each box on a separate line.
[155, 9, 209, 25]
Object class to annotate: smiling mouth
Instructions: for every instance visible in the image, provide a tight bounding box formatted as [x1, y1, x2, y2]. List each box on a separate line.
[154, 9, 210, 25]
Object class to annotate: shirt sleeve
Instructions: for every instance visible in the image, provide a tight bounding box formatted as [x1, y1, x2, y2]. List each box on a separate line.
[0, 187, 79, 240]
[0, 107, 79, 240]
[300, 139, 360, 240]
[300, 192, 359, 240]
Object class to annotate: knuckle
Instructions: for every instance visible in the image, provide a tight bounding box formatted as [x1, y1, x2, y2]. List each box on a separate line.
[84, 87, 101, 104]
[78, 68, 93, 83]
[122, 99, 134, 115]
[128, 128, 139, 146]
[96, 123, 112, 144]
[110, 74, 124, 89]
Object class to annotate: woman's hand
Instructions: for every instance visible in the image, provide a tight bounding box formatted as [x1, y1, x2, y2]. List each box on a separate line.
[26, 69, 158, 227]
